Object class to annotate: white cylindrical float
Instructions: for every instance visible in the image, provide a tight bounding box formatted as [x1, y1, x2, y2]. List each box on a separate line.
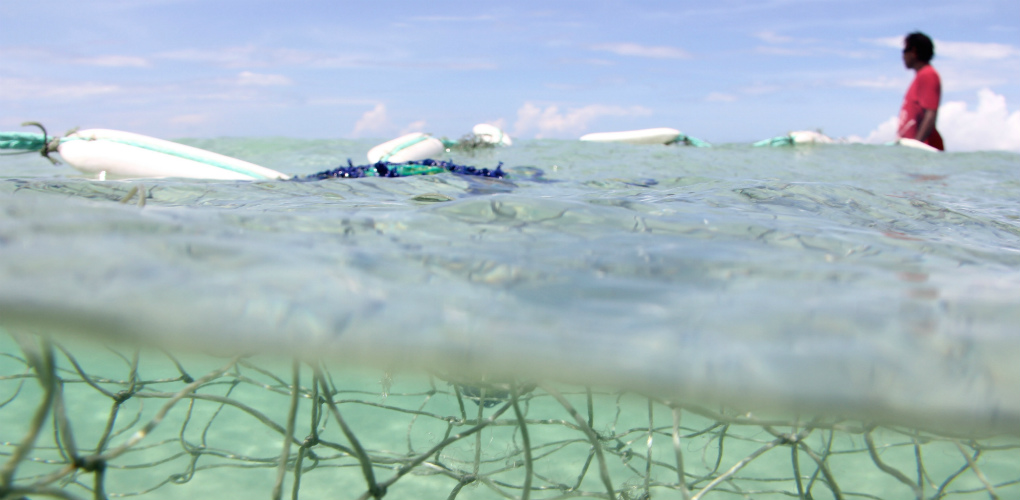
[366, 132, 446, 163]
[471, 123, 513, 146]
[789, 130, 834, 144]
[57, 129, 289, 180]
[579, 127, 683, 145]
[895, 138, 940, 152]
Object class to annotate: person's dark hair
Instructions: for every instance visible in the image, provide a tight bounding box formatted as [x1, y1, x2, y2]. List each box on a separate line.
[905, 32, 935, 63]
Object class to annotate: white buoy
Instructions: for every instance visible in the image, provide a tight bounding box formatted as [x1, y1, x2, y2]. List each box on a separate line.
[471, 123, 512, 146]
[895, 138, 940, 152]
[57, 129, 289, 180]
[789, 130, 834, 144]
[579, 127, 683, 145]
[366, 132, 446, 163]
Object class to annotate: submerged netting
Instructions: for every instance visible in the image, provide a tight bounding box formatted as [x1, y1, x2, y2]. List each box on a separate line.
[2, 332, 1016, 500]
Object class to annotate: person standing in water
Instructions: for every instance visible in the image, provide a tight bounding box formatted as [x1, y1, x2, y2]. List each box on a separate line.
[898, 32, 944, 151]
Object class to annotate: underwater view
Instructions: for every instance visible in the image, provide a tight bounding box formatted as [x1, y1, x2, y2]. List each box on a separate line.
[1, 138, 1018, 499]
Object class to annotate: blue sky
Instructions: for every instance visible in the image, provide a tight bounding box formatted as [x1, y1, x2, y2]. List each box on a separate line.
[2, 0, 1018, 148]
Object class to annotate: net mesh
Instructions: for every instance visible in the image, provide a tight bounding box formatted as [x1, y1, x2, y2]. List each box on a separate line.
[1, 332, 1017, 500]
[303, 159, 505, 180]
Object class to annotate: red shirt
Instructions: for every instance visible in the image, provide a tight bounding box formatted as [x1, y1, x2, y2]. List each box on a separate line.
[898, 65, 944, 150]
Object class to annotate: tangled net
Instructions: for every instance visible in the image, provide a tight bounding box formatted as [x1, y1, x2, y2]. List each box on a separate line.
[443, 133, 502, 152]
[1, 332, 1017, 500]
[302, 160, 505, 180]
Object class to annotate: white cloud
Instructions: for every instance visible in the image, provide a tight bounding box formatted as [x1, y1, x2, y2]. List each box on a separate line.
[553, 58, 615, 67]
[755, 31, 795, 44]
[854, 89, 1020, 152]
[0, 77, 121, 101]
[755, 45, 871, 59]
[939, 89, 1020, 152]
[410, 15, 496, 22]
[423, 60, 498, 71]
[740, 84, 783, 96]
[0, 48, 151, 68]
[513, 102, 652, 138]
[306, 97, 378, 106]
[352, 103, 390, 137]
[544, 82, 583, 91]
[156, 46, 319, 68]
[235, 71, 292, 86]
[841, 66, 1009, 95]
[866, 36, 903, 49]
[754, 46, 811, 57]
[590, 43, 691, 59]
[72, 55, 151, 68]
[169, 114, 209, 125]
[312, 55, 496, 71]
[400, 120, 428, 135]
[841, 76, 908, 89]
[0, 47, 50, 59]
[939, 67, 1008, 93]
[305, 55, 364, 69]
[157, 46, 261, 68]
[865, 37, 1020, 61]
[937, 41, 1020, 60]
[705, 92, 737, 102]
[157, 45, 494, 71]
[849, 116, 899, 144]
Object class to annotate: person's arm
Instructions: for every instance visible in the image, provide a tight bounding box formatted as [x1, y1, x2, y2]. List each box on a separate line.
[915, 108, 937, 142]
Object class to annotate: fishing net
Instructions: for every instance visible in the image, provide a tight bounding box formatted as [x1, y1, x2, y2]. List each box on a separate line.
[304, 159, 506, 180]
[2, 332, 1016, 500]
[442, 134, 503, 152]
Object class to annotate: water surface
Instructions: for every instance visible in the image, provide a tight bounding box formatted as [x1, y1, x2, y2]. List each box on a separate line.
[1, 139, 1018, 433]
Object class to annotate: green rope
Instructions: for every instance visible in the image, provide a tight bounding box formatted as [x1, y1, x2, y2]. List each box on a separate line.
[0, 132, 47, 152]
[388, 164, 447, 176]
[753, 136, 794, 147]
[662, 133, 712, 148]
[679, 135, 712, 148]
[1, 123, 62, 164]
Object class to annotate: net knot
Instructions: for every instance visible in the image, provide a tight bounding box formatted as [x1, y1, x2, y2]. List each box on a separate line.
[112, 390, 133, 405]
[19, 122, 62, 165]
[368, 484, 386, 498]
[302, 435, 320, 448]
[779, 433, 800, 445]
[74, 455, 106, 473]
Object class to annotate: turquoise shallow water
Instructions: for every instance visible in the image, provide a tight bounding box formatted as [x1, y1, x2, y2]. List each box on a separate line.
[0, 139, 1018, 499]
[1, 139, 1018, 429]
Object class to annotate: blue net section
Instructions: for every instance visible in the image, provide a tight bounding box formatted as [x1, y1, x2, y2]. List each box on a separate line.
[303, 159, 506, 180]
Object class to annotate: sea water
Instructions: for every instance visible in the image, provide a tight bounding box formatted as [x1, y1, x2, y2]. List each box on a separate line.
[0, 139, 1018, 499]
